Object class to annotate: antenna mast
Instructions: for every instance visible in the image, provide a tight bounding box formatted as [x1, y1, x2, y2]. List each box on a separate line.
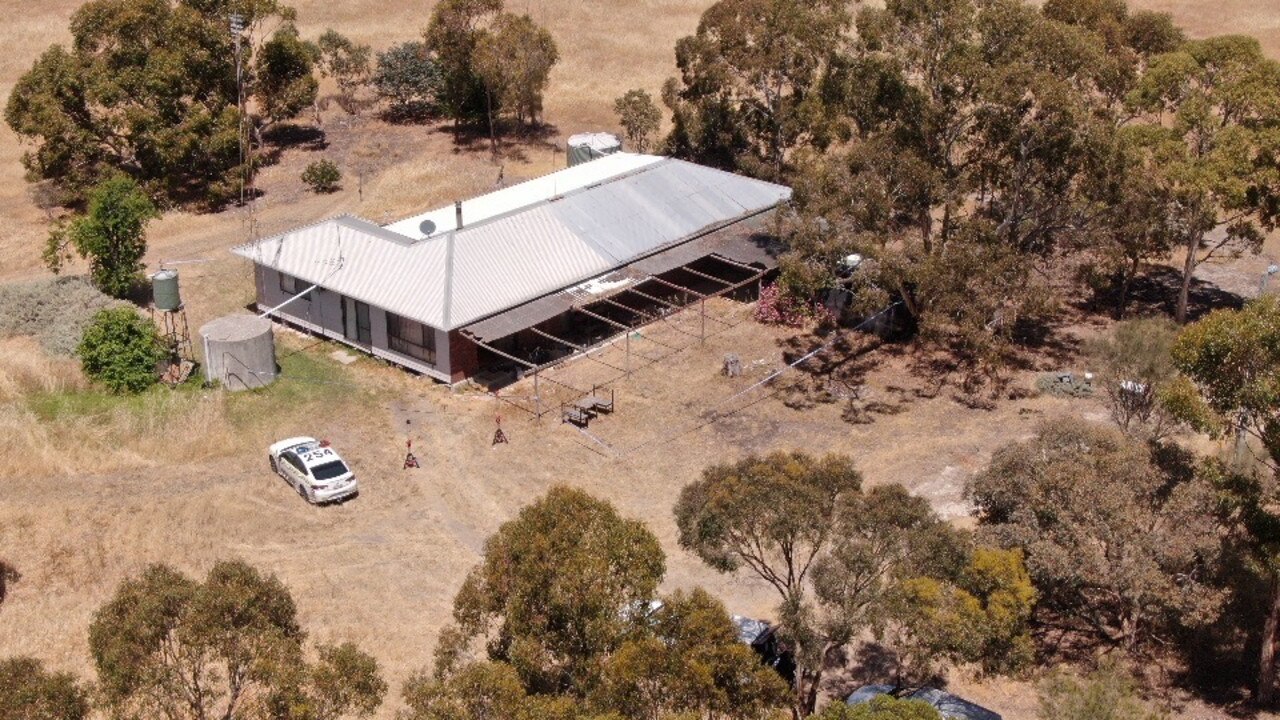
[230, 13, 261, 257]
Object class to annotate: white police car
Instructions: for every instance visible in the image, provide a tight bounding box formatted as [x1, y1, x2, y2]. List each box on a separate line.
[267, 437, 358, 504]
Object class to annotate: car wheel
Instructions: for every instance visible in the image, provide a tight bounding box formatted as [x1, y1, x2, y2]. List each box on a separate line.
[269, 455, 278, 475]
[297, 482, 311, 503]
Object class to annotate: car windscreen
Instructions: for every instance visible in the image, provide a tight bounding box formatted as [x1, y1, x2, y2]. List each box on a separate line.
[310, 460, 350, 480]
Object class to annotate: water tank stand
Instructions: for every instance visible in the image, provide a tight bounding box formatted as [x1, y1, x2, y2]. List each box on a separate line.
[152, 304, 194, 381]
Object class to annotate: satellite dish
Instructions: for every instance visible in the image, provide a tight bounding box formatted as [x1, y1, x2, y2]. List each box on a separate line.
[419, 219, 437, 237]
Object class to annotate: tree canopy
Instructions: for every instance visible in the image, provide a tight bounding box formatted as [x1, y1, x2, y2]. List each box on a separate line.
[317, 29, 373, 111]
[447, 486, 665, 695]
[46, 176, 158, 298]
[424, 0, 503, 125]
[969, 418, 1223, 650]
[810, 696, 941, 720]
[89, 560, 385, 720]
[423, 487, 787, 720]
[373, 41, 443, 121]
[1126, 37, 1280, 322]
[676, 451, 863, 599]
[614, 89, 662, 153]
[662, 0, 850, 178]
[0, 657, 90, 720]
[473, 13, 559, 148]
[4, 0, 315, 207]
[594, 588, 789, 720]
[677, 453, 1031, 715]
[1167, 297, 1280, 702]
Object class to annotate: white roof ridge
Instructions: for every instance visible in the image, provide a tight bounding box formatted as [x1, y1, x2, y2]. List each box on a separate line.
[383, 152, 665, 240]
[442, 157, 673, 241]
[231, 212, 414, 254]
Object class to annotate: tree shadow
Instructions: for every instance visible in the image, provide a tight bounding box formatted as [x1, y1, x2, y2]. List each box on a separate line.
[774, 329, 907, 421]
[824, 641, 949, 698]
[378, 103, 439, 125]
[436, 119, 562, 164]
[261, 122, 329, 158]
[0, 560, 18, 605]
[1081, 266, 1245, 322]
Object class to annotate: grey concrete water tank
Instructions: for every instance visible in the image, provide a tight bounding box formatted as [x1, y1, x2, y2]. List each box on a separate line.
[200, 314, 277, 391]
[152, 269, 182, 311]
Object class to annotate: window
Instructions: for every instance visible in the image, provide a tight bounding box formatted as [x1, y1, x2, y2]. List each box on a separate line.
[387, 313, 437, 365]
[311, 460, 350, 480]
[283, 452, 306, 474]
[279, 272, 299, 296]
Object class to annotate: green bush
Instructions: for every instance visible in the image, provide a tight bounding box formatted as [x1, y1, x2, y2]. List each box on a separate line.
[372, 40, 441, 120]
[302, 159, 342, 193]
[76, 307, 163, 394]
[0, 657, 89, 720]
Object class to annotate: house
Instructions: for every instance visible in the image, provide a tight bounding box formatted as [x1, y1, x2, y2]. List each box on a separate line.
[233, 153, 791, 383]
[845, 685, 1003, 720]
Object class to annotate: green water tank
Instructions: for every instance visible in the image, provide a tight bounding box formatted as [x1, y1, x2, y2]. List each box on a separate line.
[152, 269, 182, 311]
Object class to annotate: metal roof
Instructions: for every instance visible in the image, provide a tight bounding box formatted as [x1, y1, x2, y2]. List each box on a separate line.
[383, 152, 661, 240]
[232, 155, 791, 331]
[461, 220, 779, 343]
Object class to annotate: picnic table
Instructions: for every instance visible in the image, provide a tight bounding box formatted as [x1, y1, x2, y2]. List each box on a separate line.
[575, 394, 614, 414]
[562, 389, 615, 427]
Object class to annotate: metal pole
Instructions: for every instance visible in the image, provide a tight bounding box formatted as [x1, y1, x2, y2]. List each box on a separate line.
[625, 330, 631, 377]
[534, 370, 541, 417]
[700, 299, 706, 344]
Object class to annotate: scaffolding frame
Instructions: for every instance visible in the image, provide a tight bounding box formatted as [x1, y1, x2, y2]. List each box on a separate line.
[460, 256, 770, 420]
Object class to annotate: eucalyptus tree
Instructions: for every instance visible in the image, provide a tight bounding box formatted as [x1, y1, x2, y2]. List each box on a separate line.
[5, 0, 317, 207]
[1167, 297, 1280, 703]
[969, 418, 1223, 652]
[662, 0, 851, 178]
[1126, 36, 1280, 322]
[676, 453, 1033, 716]
[783, 0, 1130, 380]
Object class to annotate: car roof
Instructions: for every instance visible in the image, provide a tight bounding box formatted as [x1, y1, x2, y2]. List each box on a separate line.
[270, 436, 317, 455]
[292, 443, 346, 469]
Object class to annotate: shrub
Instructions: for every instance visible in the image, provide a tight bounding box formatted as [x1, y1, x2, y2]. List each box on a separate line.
[614, 88, 662, 152]
[76, 307, 163, 393]
[1038, 659, 1165, 720]
[1089, 317, 1181, 439]
[0, 276, 124, 356]
[44, 176, 157, 299]
[755, 282, 834, 327]
[0, 657, 90, 720]
[373, 41, 442, 121]
[302, 160, 342, 194]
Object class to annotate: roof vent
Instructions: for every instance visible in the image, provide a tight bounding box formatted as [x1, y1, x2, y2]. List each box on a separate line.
[455, 200, 463, 229]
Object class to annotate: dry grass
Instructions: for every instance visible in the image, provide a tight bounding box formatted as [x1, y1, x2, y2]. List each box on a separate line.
[2, 2, 1280, 718]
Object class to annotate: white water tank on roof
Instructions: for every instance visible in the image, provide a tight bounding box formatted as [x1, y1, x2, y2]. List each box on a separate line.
[200, 314, 277, 391]
[567, 132, 622, 166]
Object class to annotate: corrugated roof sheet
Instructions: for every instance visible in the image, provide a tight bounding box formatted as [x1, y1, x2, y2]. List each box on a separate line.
[232, 155, 791, 330]
[383, 152, 662, 239]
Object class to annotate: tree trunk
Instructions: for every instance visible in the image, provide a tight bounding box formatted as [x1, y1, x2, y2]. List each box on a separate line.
[1259, 575, 1280, 706]
[1115, 256, 1140, 320]
[919, 208, 933, 256]
[485, 91, 498, 157]
[793, 664, 823, 720]
[1176, 233, 1200, 323]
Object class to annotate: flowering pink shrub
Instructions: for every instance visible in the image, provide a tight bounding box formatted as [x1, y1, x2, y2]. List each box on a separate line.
[755, 283, 835, 327]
